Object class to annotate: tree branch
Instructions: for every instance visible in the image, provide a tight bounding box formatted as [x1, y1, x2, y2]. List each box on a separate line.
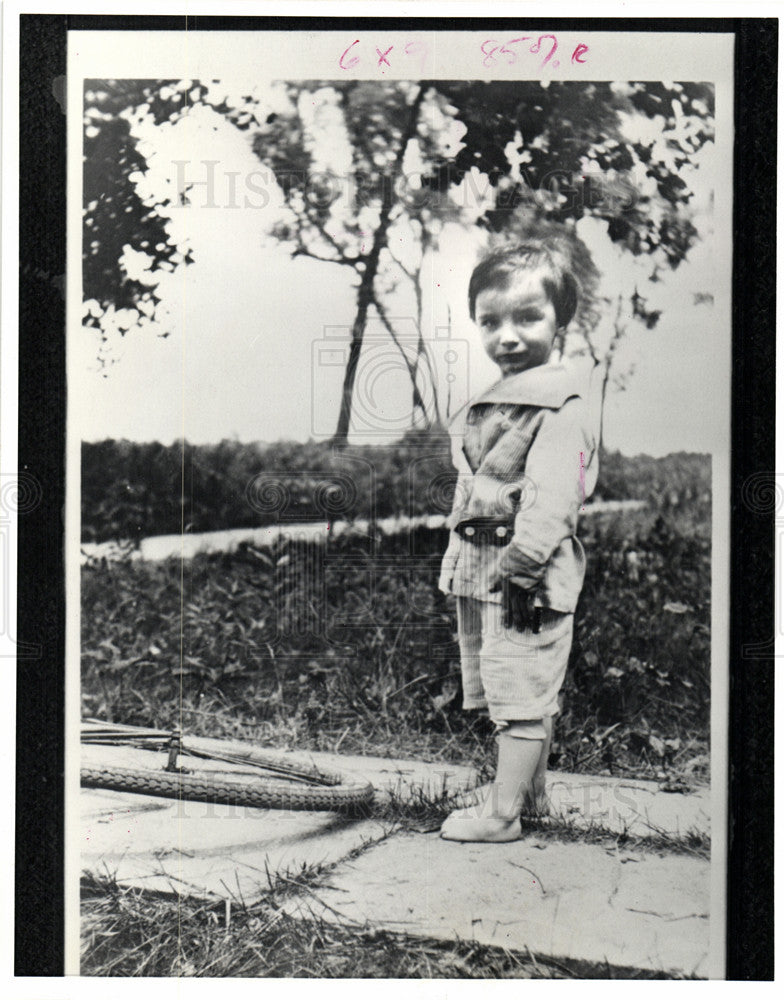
[332, 83, 428, 444]
[310, 214, 360, 263]
[286, 198, 358, 267]
[582, 331, 601, 368]
[371, 291, 430, 424]
[384, 229, 442, 425]
[292, 246, 355, 267]
[386, 244, 417, 282]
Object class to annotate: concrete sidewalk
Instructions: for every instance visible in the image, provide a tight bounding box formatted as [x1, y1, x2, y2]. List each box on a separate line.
[281, 832, 711, 977]
[80, 747, 712, 977]
[81, 746, 478, 901]
[450, 772, 709, 840]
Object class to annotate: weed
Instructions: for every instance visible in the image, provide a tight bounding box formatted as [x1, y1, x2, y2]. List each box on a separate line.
[80, 871, 699, 978]
[82, 498, 710, 780]
[79, 443, 712, 980]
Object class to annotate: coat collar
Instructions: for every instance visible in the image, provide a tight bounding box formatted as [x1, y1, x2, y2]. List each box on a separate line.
[469, 363, 581, 411]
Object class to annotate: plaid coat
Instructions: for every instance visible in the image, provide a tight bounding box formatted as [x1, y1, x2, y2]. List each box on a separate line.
[438, 362, 597, 612]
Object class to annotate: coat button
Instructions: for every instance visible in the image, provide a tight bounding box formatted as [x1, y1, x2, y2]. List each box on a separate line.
[495, 526, 508, 539]
[464, 526, 475, 537]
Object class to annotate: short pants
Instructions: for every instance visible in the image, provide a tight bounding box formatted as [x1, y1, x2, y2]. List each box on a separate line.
[456, 596, 574, 724]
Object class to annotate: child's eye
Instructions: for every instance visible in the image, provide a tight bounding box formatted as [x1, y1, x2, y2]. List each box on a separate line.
[514, 310, 543, 324]
[479, 316, 497, 330]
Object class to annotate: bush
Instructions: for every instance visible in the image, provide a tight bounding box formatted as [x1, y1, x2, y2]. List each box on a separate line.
[81, 435, 711, 543]
[81, 502, 710, 777]
[81, 431, 454, 542]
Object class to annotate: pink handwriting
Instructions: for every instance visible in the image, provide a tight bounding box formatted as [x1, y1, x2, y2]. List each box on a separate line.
[480, 35, 589, 70]
[376, 45, 393, 68]
[338, 37, 588, 73]
[572, 42, 589, 64]
[339, 39, 430, 73]
[339, 39, 360, 71]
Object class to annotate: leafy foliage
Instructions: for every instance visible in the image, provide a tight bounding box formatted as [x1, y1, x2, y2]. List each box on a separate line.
[83, 81, 715, 437]
[83, 80, 199, 341]
[82, 471, 710, 779]
[431, 81, 713, 265]
[249, 81, 465, 438]
[81, 434, 710, 543]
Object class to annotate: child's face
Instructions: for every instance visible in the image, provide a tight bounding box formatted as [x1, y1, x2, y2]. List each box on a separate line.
[474, 269, 559, 377]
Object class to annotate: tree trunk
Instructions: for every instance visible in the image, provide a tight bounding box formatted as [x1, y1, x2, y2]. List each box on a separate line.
[412, 260, 442, 428]
[331, 85, 427, 448]
[410, 272, 428, 428]
[332, 276, 374, 447]
[597, 296, 626, 454]
[598, 359, 610, 454]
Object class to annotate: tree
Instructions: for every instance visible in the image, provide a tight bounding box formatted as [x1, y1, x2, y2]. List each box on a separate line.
[83, 79, 714, 442]
[432, 81, 714, 448]
[83, 80, 197, 356]
[382, 216, 444, 428]
[589, 289, 661, 452]
[251, 81, 431, 444]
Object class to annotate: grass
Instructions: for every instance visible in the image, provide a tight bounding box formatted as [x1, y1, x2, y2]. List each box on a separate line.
[80, 494, 711, 978]
[79, 729, 710, 977]
[81, 503, 711, 785]
[80, 772, 709, 977]
[369, 775, 710, 859]
[80, 869, 700, 979]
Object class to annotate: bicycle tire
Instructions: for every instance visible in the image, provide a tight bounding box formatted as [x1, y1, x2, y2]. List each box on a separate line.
[80, 763, 374, 811]
[80, 738, 374, 811]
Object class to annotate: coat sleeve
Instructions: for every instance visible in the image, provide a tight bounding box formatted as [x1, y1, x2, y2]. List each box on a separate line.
[438, 529, 462, 595]
[492, 395, 595, 589]
[438, 419, 473, 595]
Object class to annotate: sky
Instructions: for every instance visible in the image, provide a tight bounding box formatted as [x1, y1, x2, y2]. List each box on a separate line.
[76, 82, 724, 458]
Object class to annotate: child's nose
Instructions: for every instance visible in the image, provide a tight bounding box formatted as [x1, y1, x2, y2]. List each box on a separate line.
[498, 321, 521, 346]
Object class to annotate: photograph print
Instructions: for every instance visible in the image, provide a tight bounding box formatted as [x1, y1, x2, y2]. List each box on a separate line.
[72, 27, 730, 980]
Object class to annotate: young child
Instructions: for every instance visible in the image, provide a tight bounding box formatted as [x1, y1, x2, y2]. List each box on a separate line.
[438, 243, 597, 843]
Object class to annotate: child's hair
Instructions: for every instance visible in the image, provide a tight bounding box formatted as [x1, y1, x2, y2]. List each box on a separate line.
[468, 244, 579, 329]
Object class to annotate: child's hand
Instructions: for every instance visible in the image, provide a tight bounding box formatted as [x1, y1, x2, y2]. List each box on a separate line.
[489, 576, 538, 632]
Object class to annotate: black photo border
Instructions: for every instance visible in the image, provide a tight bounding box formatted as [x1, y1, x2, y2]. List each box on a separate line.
[14, 12, 776, 980]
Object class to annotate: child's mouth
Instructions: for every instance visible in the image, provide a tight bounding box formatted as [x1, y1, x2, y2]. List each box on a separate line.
[498, 353, 528, 368]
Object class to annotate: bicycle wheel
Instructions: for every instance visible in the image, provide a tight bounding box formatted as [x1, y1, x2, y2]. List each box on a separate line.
[80, 735, 374, 812]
